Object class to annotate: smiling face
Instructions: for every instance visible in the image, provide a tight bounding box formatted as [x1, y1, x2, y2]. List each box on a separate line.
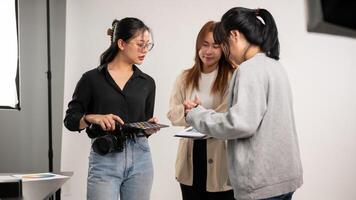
[119, 30, 153, 65]
[198, 32, 222, 70]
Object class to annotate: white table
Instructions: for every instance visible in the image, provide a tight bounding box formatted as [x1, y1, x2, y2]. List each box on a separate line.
[0, 172, 72, 200]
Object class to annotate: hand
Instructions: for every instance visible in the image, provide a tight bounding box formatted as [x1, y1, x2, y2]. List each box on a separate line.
[148, 116, 158, 124]
[85, 114, 124, 131]
[183, 95, 201, 115]
[145, 117, 160, 135]
[183, 100, 197, 114]
[193, 95, 201, 106]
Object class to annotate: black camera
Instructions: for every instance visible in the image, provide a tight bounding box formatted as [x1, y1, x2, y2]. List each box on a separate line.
[86, 123, 142, 155]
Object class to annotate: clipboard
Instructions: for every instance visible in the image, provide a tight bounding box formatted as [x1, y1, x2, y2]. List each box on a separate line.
[174, 127, 209, 139]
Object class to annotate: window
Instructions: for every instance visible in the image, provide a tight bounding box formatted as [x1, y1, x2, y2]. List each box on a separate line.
[0, 1, 20, 109]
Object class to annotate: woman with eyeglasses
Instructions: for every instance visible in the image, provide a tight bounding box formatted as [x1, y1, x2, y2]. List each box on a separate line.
[64, 17, 157, 200]
[184, 7, 303, 200]
[167, 21, 235, 200]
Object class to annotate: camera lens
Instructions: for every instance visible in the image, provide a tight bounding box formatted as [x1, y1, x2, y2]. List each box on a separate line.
[92, 135, 117, 155]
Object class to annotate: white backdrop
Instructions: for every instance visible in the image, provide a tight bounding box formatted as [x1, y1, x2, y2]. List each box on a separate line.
[61, 0, 356, 199]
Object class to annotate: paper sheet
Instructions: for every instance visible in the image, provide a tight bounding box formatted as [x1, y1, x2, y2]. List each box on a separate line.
[174, 127, 209, 139]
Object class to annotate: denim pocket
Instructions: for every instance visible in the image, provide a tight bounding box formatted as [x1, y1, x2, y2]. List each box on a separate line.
[135, 137, 150, 152]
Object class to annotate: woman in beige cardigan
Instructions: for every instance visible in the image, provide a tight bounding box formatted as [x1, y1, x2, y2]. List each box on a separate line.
[167, 21, 235, 200]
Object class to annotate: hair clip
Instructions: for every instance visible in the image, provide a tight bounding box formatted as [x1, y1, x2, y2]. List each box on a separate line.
[255, 8, 265, 25]
[107, 28, 113, 36]
[111, 21, 119, 43]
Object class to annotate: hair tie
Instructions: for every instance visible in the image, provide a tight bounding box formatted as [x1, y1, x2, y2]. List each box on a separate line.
[255, 8, 260, 16]
[255, 8, 265, 25]
[256, 16, 266, 25]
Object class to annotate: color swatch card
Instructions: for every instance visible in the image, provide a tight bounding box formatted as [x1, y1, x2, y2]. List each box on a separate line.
[126, 122, 169, 130]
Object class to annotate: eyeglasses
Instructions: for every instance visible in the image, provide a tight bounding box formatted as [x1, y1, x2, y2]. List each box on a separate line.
[137, 42, 154, 51]
[130, 42, 154, 51]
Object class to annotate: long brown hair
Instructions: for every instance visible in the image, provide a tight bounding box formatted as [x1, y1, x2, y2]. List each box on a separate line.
[184, 21, 234, 95]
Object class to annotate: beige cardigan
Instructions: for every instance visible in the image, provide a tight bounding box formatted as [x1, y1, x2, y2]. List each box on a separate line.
[167, 71, 232, 192]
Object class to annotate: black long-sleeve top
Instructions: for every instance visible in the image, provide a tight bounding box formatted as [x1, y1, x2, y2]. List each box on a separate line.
[64, 64, 156, 132]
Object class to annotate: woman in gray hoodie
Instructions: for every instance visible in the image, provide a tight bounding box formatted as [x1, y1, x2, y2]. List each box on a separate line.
[184, 7, 303, 200]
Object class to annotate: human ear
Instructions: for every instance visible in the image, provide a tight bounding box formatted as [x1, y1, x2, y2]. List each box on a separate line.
[230, 30, 240, 40]
[117, 39, 125, 50]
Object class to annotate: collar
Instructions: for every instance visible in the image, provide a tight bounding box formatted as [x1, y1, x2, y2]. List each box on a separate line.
[97, 64, 147, 79]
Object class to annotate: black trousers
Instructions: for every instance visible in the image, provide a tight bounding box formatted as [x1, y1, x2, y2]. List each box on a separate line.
[179, 140, 235, 200]
[180, 184, 235, 200]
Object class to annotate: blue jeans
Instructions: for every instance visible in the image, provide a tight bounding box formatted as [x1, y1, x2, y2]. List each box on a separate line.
[260, 192, 294, 200]
[87, 137, 153, 200]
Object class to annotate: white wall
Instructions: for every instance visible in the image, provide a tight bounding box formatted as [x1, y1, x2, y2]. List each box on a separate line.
[61, 0, 356, 199]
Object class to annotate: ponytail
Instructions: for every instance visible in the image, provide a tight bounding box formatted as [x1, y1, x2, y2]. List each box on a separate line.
[257, 9, 280, 60]
[100, 20, 120, 65]
[218, 7, 280, 60]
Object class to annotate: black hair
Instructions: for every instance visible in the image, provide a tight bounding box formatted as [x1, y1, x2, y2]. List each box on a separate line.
[214, 7, 280, 60]
[100, 17, 151, 65]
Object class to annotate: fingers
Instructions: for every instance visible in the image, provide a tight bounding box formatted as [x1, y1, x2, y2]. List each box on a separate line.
[194, 95, 202, 105]
[185, 100, 197, 107]
[183, 100, 197, 110]
[89, 114, 125, 131]
[183, 99, 199, 116]
[148, 117, 158, 123]
[102, 118, 113, 131]
[112, 115, 124, 125]
[108, 114, 124, 131]
[146, 117, 160, 135]
[98, 120, 107, 131]
[108, 117, 116, 131]
[183, 100, 192, 105]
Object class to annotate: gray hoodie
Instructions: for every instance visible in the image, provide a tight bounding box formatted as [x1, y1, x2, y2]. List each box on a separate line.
[186, 53, 303, 200]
